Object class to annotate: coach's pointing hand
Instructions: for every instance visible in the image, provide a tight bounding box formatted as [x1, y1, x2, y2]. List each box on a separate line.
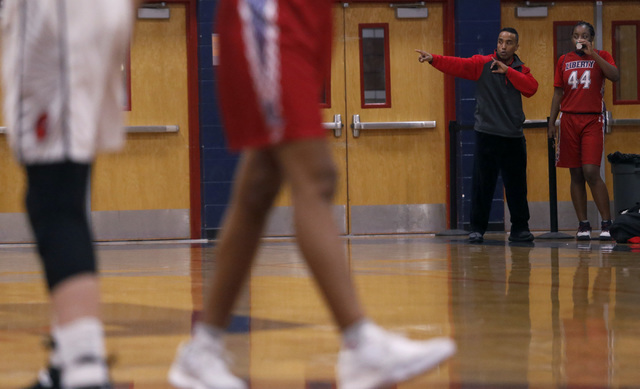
[415, 49, 433, 64]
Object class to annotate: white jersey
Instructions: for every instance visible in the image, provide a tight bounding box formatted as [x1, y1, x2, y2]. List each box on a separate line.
[2, 0, 134, 164]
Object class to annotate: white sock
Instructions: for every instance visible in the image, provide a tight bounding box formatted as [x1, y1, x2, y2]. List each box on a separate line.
[193, 322, 224, 344]
[342, 319, 372, 349]
[53, 317, 109, 388]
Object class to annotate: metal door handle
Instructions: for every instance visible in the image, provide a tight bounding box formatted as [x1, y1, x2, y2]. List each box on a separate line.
[609, 118, 640, 125]
[524, 119, 560, 126]
[126, 125, 179, 133]
[322, 114, 343, 138]
[351, 114, 436, 138]
[605, 111, 640, 133]
[0, 125, 179, 134]
[526, 111, 640, 134]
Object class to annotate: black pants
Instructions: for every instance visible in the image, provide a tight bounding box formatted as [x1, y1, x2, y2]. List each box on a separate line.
[470, 131, 530, 235]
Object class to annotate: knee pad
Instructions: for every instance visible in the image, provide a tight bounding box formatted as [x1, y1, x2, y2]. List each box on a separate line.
[25, 162, 96, 291]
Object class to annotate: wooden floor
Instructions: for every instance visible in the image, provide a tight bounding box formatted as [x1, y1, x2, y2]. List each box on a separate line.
[1, 234, 640, 389]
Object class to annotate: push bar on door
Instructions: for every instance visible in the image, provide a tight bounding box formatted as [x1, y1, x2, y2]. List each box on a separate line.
[322, 114, 343, 138]
[351, 114, 436, 138]
[0, 125, 179, 134]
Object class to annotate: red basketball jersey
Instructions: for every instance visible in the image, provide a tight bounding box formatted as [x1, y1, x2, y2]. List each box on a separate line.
[554, 50, 615, 114]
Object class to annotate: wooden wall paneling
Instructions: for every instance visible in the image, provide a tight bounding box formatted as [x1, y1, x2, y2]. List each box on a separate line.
[0, 138, 26, 213]
[92, 4, 190, 212]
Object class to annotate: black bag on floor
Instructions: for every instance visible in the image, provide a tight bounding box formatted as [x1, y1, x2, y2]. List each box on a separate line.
[610, 203, 640, 243]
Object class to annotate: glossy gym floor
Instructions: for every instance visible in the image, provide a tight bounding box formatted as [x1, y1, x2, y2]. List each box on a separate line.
[1, 233, 640, 388]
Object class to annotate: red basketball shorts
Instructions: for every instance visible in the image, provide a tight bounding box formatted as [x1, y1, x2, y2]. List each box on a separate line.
[556, 112, 605, 168]
[216, 0, 332, 151]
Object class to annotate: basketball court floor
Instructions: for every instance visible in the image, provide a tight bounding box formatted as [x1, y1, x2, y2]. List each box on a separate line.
[2, 233, 639, 388]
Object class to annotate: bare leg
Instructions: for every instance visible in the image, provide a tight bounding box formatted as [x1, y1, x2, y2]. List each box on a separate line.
[51, 274, 100, 325]
[569, 167, 588, 221]
[203, 150, 283, 328]
[582, 164, 612, 220]
[171, 140, 455, 389]
[169, 150, 284, 389]
[273, 139, 364, 330]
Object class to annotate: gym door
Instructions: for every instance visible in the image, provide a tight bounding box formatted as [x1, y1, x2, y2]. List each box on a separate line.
[335, 3, 447, 235]
[266, 3, 447, 236]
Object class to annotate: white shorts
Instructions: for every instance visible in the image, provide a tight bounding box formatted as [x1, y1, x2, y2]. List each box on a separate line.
[2, 0, 134, 164]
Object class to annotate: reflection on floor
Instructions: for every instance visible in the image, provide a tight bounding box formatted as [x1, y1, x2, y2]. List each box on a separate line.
[2, 234, 639, 388]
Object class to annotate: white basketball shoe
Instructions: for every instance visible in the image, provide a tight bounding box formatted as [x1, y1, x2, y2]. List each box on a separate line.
[168, 336, 246, 389]
[337, 323, 456, 389]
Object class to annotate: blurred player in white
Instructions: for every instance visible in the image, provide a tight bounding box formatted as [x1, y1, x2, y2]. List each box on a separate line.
[2, 1, 140, 388]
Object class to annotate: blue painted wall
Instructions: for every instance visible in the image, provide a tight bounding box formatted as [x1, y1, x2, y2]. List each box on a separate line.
[454, 0, 504, 231]
[198, 0, 239, 238]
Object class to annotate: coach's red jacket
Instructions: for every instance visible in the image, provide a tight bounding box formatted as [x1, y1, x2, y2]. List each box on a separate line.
[430, 51, 538, 138]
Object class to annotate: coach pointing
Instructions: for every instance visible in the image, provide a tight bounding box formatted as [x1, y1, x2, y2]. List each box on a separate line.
[416, 27, 538, 243]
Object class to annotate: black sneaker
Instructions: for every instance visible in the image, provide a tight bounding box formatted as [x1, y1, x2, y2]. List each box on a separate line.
[25, 337, 112, 389]
[24, 365, 113, 389]
[73, 385, 112, 389]
[468, 232, 484, 243]
[24, 366, 61, 389]
[25, 336, 61, 389]
[24, 359, 114, 389]
[509, 230, 535, 242]
[66, 355, 113, 389]
[576, 221, 592, 241]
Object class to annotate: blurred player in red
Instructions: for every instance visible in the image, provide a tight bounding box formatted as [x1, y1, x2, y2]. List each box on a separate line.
[548, 21, 619, 241]
[168, 1, 455, 388]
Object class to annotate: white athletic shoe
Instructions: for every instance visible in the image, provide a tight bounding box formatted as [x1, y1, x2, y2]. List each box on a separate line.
[599, 220, 613, 241]
[337, 323, 456, 389]
[168, 338, 246, 389]
[576, 221, 592, 241]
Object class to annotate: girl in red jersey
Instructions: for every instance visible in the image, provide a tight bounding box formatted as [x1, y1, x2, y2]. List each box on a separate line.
[168, 1, 455, 388]
[548, 21, 619, 241]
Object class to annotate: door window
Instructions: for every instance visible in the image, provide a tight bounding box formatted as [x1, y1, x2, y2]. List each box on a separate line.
[359, 24, 391, 108]
[554, 21, 579, 63]
[613, 21, 639, 104]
